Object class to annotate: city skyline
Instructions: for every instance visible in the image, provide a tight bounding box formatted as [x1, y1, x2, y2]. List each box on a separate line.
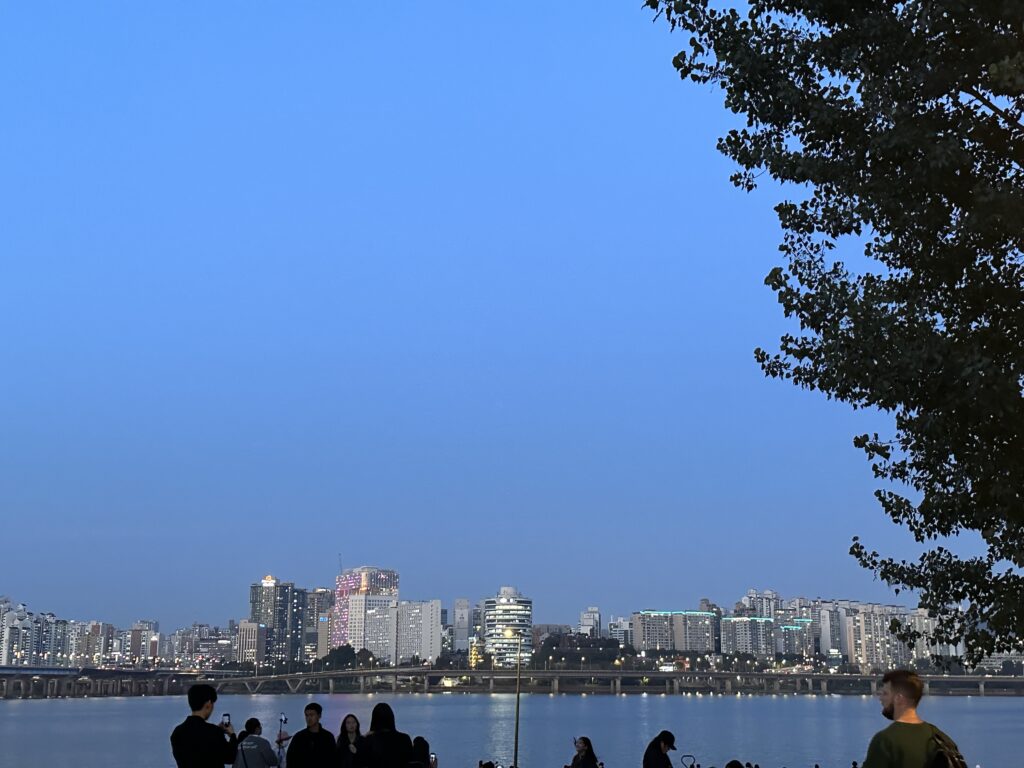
[4, 557, 910, 632]
[1, 3, 954, 634]
[4, 570, 910, 639]
[4, 581, 978, 675]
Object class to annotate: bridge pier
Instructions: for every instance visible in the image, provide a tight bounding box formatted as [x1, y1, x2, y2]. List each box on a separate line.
[392, 675, 398, 692]
[979, 681, 985, 696]
[360, 675, 366, 693]
[724, 678, 732, 693]
[819, 679, 828, 694]
[673, 679, 680, 695]
[552, 676, 559, 694]
[489, 676, 495, 692]
[870, 679, 878, 695]
[423, 676, 429, 693]
[923, 680, 930, 695]
[805, 678, 814, 694]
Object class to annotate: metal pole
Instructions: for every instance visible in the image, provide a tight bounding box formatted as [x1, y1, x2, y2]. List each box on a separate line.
[513, 633, 522, 768]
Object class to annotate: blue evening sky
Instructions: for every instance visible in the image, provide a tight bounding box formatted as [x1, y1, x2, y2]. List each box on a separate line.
[1, 3, 935, 629]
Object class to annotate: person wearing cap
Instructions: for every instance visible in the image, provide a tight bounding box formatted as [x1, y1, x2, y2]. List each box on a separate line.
[642, 730, 677, 768]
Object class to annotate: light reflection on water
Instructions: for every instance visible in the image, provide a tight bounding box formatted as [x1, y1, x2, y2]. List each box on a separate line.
[0, 693, 1019, 768]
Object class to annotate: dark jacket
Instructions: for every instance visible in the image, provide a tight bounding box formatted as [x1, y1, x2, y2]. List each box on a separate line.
[642, 745, 672, 768]
[336, 733, 370, 768]
[572, 754, 599, 768]
[287, 727, 337, 768]
[365, 729, 414, 768]
[171, 715, 238, 768]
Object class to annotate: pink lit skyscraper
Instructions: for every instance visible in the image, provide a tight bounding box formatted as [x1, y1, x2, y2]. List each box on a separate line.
[330, 566, 399, 649]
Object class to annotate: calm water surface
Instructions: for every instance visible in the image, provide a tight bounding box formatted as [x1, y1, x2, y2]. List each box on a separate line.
[0, 693, 1019, 768]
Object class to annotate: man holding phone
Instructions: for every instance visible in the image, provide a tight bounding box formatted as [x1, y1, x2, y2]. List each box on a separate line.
[170, 683, 239, 768]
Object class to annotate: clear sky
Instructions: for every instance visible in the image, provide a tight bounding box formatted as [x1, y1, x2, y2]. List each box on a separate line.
[1, 3, 927, 630]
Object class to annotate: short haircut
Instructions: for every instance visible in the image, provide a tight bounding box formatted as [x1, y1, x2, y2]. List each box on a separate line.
[883, 669, 924, 706]
[725, 762, 744, 768]
[305, 702, 323, 716]
[187, 684, 217, 712]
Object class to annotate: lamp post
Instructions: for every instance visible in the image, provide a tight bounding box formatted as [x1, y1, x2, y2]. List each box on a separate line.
[505, 629, 523, 768]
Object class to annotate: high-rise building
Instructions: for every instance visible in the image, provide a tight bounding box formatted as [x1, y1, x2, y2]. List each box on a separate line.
[698, 599, 723, 652]
[330, 567, 399, 649]
[777, 619, 814, 657]
[607, 616, 633, 648]
[453, 598, 470, 652]
[392, 600, 443, 664]
[237, 621, 268, 666]
[483, 586, 533, 668]
[472, 604, 484, 641]
[34, 613, 69, 666]
[906, 607, 962, 659]
[631, 611, 716, 652]
[743, 589, 780, 619]
[671, 612, 717, 652]
[305, 588, 335, 660]
[249, 575, 307, 663]
[346, 594, 399, 662]
[843, 603, 911, 671]
[316, 613, 333, 659]
[720, 616, 775, 658]
[631, 611, 672, 651]
[1, 605, 35, 666]
[578, 607, 602, 638]
[818, 602, 845, 657]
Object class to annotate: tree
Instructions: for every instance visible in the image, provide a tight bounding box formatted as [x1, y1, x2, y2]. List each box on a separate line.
[646, 0, 1024, 665]
[324, 644, 357, 669]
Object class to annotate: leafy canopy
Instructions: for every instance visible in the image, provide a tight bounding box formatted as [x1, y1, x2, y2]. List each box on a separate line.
[645, 0, 1024, 664]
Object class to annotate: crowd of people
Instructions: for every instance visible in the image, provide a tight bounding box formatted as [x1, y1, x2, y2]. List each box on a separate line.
[170, 670, 964, 768]
[170, 687, 435, 768]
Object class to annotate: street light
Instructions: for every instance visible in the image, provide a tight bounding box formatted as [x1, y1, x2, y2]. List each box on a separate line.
[504, 628, 523, 768]
[580, 656, 586, 671]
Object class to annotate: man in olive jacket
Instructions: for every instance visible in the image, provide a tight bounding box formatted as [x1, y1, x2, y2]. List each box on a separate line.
[862, 669, 962, 768]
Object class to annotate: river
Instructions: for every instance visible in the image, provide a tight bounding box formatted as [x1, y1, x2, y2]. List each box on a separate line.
[0, 693, 1018, 767]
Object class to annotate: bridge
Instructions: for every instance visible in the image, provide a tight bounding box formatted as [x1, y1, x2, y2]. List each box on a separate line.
[0, 665, 199, 699]
[199, 668, 1024, 697]
[3, 665, 1021, 699]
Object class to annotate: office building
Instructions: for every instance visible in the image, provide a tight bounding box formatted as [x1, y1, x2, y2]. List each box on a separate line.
[331, 567, 399, 649]
[237, 621, 268, 665]
[579, 606, 602, 637]
[483, 586, 533, 668]
[393, 600, 443, 664]
[453, 598, 470, 652]
[249, 575, 307, 663]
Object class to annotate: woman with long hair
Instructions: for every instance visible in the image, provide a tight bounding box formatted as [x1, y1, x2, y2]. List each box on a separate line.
[567, 736, 600, 768]
[366, 702, 413, 768]
[336, 713, 367, 768]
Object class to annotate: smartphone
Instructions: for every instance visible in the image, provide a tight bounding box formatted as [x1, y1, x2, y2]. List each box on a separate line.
[221, 714, 231, 726]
